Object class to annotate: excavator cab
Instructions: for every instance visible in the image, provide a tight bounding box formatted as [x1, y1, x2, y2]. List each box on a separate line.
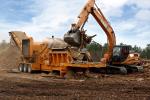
[112, 45, 131, 63]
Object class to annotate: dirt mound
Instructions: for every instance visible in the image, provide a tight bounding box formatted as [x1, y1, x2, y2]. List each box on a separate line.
[0, 45, 21, 70]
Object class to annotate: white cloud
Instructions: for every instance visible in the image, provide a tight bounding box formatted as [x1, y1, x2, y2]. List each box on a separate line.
[97, 0, 128, 17]
[15, 0, 87, 41]
[0, 20, 20, 42]
[0, 0, 149, 48]
[116, 35, 148, 48]
[113, 20, 136, 34]
[137, 32, 150, 38]
[129, 0, 150, 9]
[135, 9, 150, 22]
[0, 0, 86, 42]
[135, 25, 150, 41]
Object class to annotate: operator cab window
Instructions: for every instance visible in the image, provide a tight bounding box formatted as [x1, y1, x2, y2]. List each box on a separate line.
[113, 47, 121, 56]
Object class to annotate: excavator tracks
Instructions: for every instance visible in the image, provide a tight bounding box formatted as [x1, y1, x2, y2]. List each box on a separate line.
[107, 65, 127, 75]
[107, 65, 144, 75]
[125, 65, 144, 73]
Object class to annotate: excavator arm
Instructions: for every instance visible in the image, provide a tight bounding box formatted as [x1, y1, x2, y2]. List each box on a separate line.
[64, 0, 116, 62]
[90, 3, 116, 61]
[74, 0, 95, 30]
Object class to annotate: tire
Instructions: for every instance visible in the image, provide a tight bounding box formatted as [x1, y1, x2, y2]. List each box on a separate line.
[27, 65, 32, 73]
[23, 64, 28, 73]
[18, 64, 24, 72]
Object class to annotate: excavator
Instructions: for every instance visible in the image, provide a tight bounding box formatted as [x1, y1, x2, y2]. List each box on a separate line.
[64, 0, 143, 74]
[9, 0, 143, 77]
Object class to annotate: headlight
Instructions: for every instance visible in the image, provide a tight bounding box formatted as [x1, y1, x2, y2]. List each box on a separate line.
[129, 54, 134, 57]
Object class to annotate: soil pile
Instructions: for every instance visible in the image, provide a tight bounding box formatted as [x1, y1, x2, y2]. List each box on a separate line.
[0, 45, 21, 70]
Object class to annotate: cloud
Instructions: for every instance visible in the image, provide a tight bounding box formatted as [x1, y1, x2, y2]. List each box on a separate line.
[137, 32, 150, 38]
[97, 0, 128, 17]
[9, 0, 88, 41]
[129, 0, 150, 9]
[135, 9, 150, 22]
[0, 0, 149, 48]
[113, 20, 136, 34]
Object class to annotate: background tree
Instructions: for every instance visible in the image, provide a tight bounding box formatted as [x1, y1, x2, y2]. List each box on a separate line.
[140, 44, 150, 59]
[87, 42, 150, 60]
[146, 44, 150, 59]
[86, 41, 102, 61]
[132, 45, 142, 53]
[101, 43, 108, 57]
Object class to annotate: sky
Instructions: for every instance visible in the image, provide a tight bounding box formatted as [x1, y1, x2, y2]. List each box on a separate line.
[0, 0, 149, 48]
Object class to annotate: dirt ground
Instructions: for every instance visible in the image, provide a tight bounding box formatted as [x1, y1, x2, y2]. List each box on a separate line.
[0, 65, 148, 100]
[0, 45, 150, 100]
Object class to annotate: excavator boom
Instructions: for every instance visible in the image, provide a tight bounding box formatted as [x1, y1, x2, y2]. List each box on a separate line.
[75, 0, 95, 29]
[91, 3, 116, 61]
[65, 0, 116, 62]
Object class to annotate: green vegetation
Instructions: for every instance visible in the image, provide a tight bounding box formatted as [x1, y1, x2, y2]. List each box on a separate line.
[87, 41, 150, 61]
[86, 41, 108, 61]
[140, 44, 150, 59]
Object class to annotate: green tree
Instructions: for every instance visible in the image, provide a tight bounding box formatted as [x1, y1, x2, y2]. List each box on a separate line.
[86, 41, 102, 61]
[140, 49, 147, 58]
[146, 44, 150, 59]
[140, 44, 150, 59]
[132, 45, 142, 53]
[101, 43, 108, 57]
[119, 43, 126, 46]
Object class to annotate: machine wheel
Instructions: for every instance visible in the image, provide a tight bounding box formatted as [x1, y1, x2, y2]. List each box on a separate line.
[18, 64, 24, 72]
[18, 65, 23, 72]
[23, 64, 28, 73]
[27, 65, 32, 73]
